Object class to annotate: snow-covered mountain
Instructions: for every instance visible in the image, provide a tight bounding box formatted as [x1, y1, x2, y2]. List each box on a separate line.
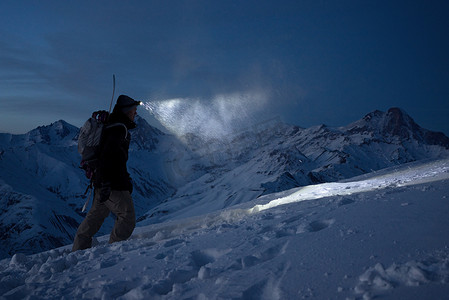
[1, 158, 448, 299]
[139, 107, 449, 224]
[0, 117, 192, 259]
[1, 108, 448, 259]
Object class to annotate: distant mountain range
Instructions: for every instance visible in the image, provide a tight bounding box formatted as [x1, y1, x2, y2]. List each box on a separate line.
[1, 107, 448, 258]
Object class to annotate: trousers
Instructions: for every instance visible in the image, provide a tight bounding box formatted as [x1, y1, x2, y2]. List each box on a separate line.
[72, 189, 136, 251]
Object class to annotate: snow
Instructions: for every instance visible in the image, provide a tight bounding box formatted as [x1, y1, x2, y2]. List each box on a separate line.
[1, 159, 449, 299]
[2, 110, 448, 258]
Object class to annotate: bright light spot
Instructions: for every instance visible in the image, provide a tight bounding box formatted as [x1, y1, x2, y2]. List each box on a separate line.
[142, 90, 268, 142]
[248, 159, 449, 214]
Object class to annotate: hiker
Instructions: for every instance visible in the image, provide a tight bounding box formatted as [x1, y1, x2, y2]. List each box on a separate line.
[72, 95, 141, 251]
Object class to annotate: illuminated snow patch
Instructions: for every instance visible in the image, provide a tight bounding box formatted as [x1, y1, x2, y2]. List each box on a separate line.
[249, 159, 449, 213]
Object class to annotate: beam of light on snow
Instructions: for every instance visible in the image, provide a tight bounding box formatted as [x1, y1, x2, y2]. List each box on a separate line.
[141, 90, 268, 142]
[248, 159, 449, 214]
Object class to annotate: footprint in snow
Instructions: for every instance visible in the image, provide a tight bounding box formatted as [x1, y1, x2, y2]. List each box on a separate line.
[228, 241, 289, 270]
[308, 219, 335, 232]
[150, 249, 219, 296]
[297, 219, 335, 233]
[337, 198, 355, 207]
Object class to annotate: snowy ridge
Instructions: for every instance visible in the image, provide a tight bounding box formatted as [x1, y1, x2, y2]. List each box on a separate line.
[250, 158, 449, 213]
[1, 159, 449, 299]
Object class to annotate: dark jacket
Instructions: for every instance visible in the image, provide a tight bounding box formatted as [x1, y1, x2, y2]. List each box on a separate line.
[94, 109, 136, 192]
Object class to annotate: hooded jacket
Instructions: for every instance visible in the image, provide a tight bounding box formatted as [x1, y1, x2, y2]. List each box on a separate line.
[94, 108, 136, 192]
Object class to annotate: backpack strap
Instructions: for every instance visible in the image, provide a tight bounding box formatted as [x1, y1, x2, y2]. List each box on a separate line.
[105, 123, 128, 139]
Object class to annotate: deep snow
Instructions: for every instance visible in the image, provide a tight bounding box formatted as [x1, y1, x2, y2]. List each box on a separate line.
[1, 159, 449, 299]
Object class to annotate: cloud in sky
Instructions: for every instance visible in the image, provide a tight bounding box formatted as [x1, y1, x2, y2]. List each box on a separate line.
[0, 0, 448, 135]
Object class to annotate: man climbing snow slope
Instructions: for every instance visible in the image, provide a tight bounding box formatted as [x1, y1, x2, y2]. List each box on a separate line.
[72, 95, 141, 251]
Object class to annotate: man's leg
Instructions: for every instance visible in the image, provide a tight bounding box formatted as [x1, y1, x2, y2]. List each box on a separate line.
[72, 190, 110, 251]
[105, 190, 136, 244]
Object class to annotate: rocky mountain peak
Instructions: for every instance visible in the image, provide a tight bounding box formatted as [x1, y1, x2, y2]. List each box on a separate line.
[381, 107, 420, 138]
[347, 108, 438, 140]
[130, 116, 166, 151]
[26, 120, 79, 146]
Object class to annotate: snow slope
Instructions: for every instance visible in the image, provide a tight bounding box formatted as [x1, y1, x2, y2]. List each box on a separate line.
[1, 159, 448, 299]
[1, 108, 449, 258]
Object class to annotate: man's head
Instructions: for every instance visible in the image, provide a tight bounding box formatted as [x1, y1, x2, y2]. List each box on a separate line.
[115, 95, 141, 121]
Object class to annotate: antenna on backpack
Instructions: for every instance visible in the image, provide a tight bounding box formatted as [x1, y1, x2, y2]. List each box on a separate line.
[108, 74, 116, 114]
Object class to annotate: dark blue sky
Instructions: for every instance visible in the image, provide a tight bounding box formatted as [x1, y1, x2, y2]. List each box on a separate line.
[1, 0, 448, 135]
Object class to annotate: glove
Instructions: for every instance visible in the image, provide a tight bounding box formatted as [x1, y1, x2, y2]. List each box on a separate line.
[99, 183, 111, 203]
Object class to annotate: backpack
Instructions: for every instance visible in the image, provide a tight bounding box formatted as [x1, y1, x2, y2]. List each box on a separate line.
[78, 110, 110, 179]
[77, 110, 109, 212]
